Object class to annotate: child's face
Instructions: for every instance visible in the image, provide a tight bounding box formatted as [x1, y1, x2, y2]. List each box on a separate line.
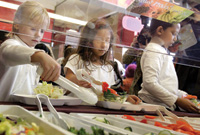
[92, 29, 111, 58]
[159, 24, 180, 48]
[17, 24, 46, 47]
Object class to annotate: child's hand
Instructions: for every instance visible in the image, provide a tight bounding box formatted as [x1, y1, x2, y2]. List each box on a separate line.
[78, 80, 92, 88]
[126, 95, 141, 104]
[176, 98, 200, 113]
[31, 52, 61, 82]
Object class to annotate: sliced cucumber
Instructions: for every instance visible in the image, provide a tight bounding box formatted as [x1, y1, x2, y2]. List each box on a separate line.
[124, 126, 132, 132]
[158, 130, 173, 135]
[143, 133, 156, 135]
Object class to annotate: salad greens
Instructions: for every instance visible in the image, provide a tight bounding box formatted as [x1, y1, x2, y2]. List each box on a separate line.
[144, 130, 176, 135]
[0, 114, 44, 135]
[93, 117, 110, 124]
[68, 126, 122, 135]
[34, 81, 64, 98]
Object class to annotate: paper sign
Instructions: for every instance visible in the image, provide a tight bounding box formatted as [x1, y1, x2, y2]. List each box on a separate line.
[127, 0, 194, 23]
[122, 16, 144, 32]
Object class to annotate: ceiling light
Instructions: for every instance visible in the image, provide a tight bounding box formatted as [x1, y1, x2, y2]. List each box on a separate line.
[0, 1, 87, 26]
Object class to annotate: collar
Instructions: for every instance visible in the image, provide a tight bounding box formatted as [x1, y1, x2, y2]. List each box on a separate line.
[13, 35, 31, 48]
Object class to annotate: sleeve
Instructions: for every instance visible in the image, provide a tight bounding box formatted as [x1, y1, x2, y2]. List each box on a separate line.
[64, 54, 80, 75]
[0, 39, 42, 66]
[177, 89, 188, 98]
[141, 51, 178, 107]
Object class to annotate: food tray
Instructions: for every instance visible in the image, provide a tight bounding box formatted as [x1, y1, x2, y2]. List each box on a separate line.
[96, 101, 163, 111]
[70, 113, 187, 135]
[0, 105, 74, 135]
[11, 94, 82, 106]
[31, 111, 137, 135]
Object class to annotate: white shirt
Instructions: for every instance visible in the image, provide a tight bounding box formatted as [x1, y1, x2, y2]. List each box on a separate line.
[0, 35, 41, 101]
[138, 43, 187, 110]
[64, 54, 116, 93]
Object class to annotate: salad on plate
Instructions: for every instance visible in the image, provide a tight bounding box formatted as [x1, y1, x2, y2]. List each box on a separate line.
[34, 81, 64, 99]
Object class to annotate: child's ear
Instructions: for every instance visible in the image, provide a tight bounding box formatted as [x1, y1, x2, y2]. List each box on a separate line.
[156, 26, 163, 36]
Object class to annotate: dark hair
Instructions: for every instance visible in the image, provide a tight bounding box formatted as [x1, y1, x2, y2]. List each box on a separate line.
[74, 19, 114, 71]
[137, 34, 151, 45]
[149, 19, 173, 36]
[35, 43, 51, 56]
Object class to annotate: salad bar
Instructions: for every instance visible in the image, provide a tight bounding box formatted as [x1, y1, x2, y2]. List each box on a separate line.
[1, 79, 200, 135]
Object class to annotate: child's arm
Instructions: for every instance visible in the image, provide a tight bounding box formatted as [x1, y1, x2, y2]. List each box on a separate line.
[31, 51, 60, 82]
[176, 97, 200, 113]
[65, 68, 91, 88]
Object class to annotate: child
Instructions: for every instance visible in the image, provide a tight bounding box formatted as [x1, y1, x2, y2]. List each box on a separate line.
[64, 19, 140, 104]
[121, 64, 137, 93]
[0, 1, 60, 101]
[138, 19, 200, 113]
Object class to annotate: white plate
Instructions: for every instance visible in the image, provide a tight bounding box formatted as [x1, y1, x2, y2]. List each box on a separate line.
[96, 101, 162, 111]
[11, 94, 82, 106]
[0, 105, 74, 135]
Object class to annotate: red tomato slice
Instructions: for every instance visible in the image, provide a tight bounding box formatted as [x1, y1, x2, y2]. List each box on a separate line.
[102, 82, 109, 91]
[140, 119, 147, 124]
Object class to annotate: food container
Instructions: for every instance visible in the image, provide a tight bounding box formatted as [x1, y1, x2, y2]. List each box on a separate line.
[31, 111, 138, 135]
[11, 94, 82, 106]
[0, 105, 74, 135]
[70, 113, 187, 135]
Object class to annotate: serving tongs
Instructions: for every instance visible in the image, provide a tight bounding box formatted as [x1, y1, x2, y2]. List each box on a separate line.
[36, 66, 98, 105]
[156, 106, 189, 124]
[76, 69, 103, 95]
[35, 94, 70, 130]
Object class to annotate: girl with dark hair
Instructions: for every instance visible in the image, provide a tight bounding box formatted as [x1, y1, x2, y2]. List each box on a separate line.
[64, 19, 141, 104]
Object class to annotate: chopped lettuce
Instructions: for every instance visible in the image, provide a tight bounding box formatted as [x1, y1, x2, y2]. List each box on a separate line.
[0, 114, 44, 135]
[34, 82, 64, 98]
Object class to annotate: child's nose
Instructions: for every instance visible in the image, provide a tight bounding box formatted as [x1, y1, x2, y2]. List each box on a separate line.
[35, 30, 42, 37]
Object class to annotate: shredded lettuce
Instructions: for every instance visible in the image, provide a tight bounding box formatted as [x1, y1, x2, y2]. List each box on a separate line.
[0, 114, 44, 135]
[34, 82, 64, 99]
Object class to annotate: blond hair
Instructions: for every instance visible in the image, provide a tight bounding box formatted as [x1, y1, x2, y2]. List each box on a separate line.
[8, 1, 50, 37]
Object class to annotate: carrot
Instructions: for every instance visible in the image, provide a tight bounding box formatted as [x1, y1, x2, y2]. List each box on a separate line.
[144, 115, 156, 119]
[184, 95, 197, 99]
[122, 115, 136, 121]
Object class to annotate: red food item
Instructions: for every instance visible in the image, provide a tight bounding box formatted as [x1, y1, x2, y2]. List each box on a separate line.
[102, 82, 109, 91]
[122, 115, 136, 121]
[184, 95, 197, 99]
[144, 115, 156, 119]
[106, 88, 119, 96]
[140, 119, 147, 124]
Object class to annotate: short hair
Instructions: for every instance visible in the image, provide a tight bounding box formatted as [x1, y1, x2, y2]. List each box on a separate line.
[11, 1, 50, 35]
[149, 19, 173, 36]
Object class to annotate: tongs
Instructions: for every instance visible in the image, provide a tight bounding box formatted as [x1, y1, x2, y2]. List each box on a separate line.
[156, 106, 189, 124]
[35, 94, 69, 130]
[76, 69, 103, 95]
[36, 66, 98, 105]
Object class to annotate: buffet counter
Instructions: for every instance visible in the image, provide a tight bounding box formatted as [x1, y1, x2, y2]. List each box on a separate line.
[1, 101, 200, 117]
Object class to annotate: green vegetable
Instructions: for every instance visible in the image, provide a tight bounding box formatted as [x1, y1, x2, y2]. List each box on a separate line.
[0, 114, 44, 135]
[34, 81, 64, 98]
[143, 133, 156, 135]
[93, 117, 110, 124]
[124, 126, 132, 132]
[158, 130, 173, 135]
